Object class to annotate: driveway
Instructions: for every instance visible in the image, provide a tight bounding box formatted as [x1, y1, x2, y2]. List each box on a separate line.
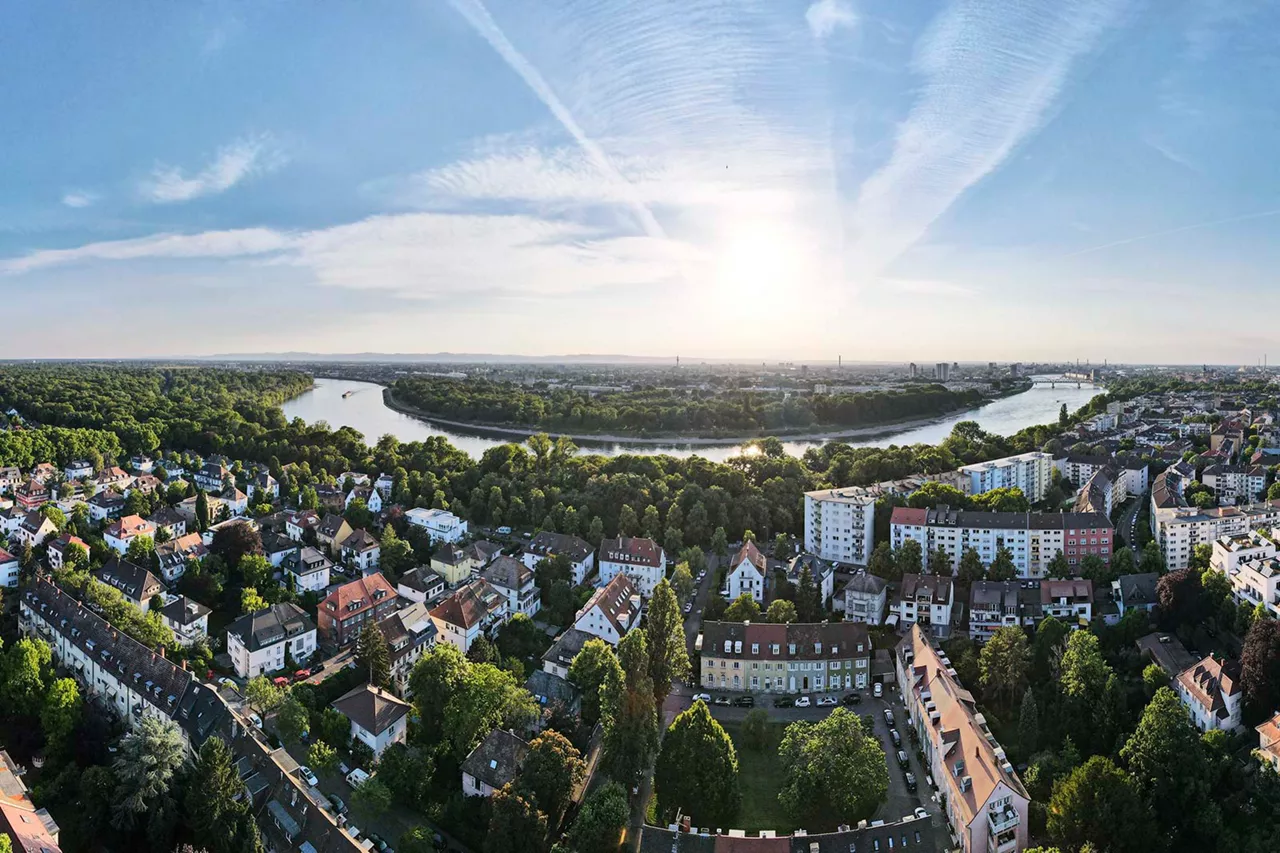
[681, 551, 720, 653]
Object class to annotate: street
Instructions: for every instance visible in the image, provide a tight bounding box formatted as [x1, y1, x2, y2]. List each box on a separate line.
[1118, 490, 1147, 549]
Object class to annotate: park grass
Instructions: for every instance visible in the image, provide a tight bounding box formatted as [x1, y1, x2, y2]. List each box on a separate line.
[719, 720, 795, 833]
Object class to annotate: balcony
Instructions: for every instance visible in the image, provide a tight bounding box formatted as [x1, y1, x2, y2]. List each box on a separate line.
[988, 805, 1020, 836]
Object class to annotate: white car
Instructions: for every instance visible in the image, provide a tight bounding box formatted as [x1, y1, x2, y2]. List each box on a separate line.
[693, 693, 712, 703]
[873, 683, 884, 698]
[298, 766, 319, 788]
[683, 602, 693, 614]
[794, 696, 812, 708]
[248, 713, 263, 729]
[914, 807, 928, 820]
[817, 696, 838, 707]
[497, 525, 512, 535]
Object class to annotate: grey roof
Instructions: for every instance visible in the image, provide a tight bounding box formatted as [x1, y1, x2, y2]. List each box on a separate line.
[95, 556, 164, 603]
[525, 531, 593, 563]
[1116, 573, 1160, 607]
[543, 628, 594, 669]
[843, 572, 887, 595]
[461, 729, 528, 790]
[226, 603, 315, 652]
[397, 566, 447, 595]
[342, 528, 378, 553]
[525, 669, 581, 709]
[482, 555, 533, 591]
[331, 683, 411, 736]
[161, 594, 212, 626]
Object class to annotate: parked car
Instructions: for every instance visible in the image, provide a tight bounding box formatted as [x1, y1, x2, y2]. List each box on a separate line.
[248, 713, 263, 729]
[774, 696, 795, 708]
[817, 696, 838, 706]
[368, 834, 389, 851]
[890, 729, 901, 747]
[883, 708, 894, 725]
[294, 669, 312, 681]
[298, 765, 319, 787]
[346, 768, 370, 788]
[497, 525, 512, 535]
[914, 807, 928, 820]
[272, 676, 291, 688]
[693, 692, 712, 702]
[897, 750, 909, 768]
[905, 772, 917, 792]
[328, 794, 348, 815]
[218, 677, 237, 690]
[842, 692, 862, 705]
[713, 695, 732, 706]
[794, 696, 812, 708]
[873, 682, 883, 698]
[733, 696, 755, 707]
[683, 602, 693, 614]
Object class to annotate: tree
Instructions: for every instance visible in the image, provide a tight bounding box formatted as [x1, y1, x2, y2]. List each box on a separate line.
[444, 662, 539, 761]
[895, 539, 923, 575]
[1045, 552, 1071, 579]
[1142, 663, 1166, 698]
[1140, 540, 1164, 575]
[868, 541, 899, 581]
[1033, 615, 1069, 684]
[308, 740, 339, 773]
[670, 562, 694, 601]
[1121, 687, 1213, 839]
[928, 546, 952, 576]
[125, 534, 156, 569]
[566, 781, 629, 853]
[112, 715, 186, 831]
[600, 629, 659, 785]
[979, 626, 1030, 708]
[2, 637, 50, 716]
[195, 489, 210, 531]
[379, 525, 414, 580]
[243, 675, 285, 716]
[344, 498, 376, 532]
[645, 579, 690, 707]
[654, 701, 740, 826]
[779, 708, 887, 827]
[209, 519, 263, 569]
[1047, 756, 1152, 853]
[468, 633, 499, 664]
[240, 586, 267, 614]
[519, 730, 586, 828]
[486, 784, 547, 853]
[766, 599, 797, 623]
[42, 677, 81, 752]
[724, 592, 761, 622]
[356, 620, 392, 689]
[795, 566, 822, 621]
[987, 546, 1017, 581]
[1018, 687, 1039, 756]
[957, 548, 985, 583]
[1240, 617, 1280, 724]
[710, 526, 728, 558]
[568, 639, 623, 729]
[185, 735, 261, 853]
[276, 695, 310, 742]
[353, 778, 393, 816]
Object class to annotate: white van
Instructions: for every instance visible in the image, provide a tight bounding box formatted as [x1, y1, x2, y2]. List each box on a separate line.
[345, 768, 370, 788]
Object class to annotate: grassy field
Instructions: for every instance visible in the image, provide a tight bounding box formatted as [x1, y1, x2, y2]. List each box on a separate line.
[720, 720, 795, 833]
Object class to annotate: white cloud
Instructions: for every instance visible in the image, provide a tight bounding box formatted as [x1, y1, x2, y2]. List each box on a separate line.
[142, 134, 284, 203]
[61, 190, 98, 208]
[0, 228, 292, 275]
[847, 0, 1132, 275]
[806, 0, 857, 39]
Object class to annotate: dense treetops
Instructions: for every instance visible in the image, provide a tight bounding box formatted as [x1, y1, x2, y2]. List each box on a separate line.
[391, 375, 999, 436]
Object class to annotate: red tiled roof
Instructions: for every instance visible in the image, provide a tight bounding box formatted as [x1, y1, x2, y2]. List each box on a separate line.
[321, 573, 398, 617]
[891, 506, 928, 526]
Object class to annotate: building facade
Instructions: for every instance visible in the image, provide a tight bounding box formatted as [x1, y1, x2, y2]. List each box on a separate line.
[598, 536, 665, 598]
[958, 452, 1057, 503]
[697, 621, 871, 694]
[803, 488, 875, 565]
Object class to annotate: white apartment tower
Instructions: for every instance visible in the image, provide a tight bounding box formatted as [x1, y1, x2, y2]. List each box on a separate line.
[957, 452, 1057, 503]
[804, 488, 876, 566]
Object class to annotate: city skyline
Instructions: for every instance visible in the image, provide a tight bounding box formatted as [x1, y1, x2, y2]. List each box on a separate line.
[4, 1, 1280, 361]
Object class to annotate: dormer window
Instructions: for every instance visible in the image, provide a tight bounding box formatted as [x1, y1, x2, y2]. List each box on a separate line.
[815, 642, 823, 655]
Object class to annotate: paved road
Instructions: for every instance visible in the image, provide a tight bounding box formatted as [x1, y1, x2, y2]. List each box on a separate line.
[1118, 490, 1147, 549]
[682, 552, 721, 653]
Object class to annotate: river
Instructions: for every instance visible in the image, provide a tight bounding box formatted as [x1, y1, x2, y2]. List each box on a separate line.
[280, 378, 1101, 463]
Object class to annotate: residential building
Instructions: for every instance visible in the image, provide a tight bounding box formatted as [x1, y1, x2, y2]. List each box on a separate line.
[201, 517, 258, 549]
[94, 557, 165, 612]
[28, 463, 57, 485]
[968, 581, 1021, 641]
[340, 528, 381, 574]
[13, 479, 48, 511]
[573, 574, 641, 645]
[46, 534, 87, 573]
[1074, 467, 1120, 517]
[431, 540, 502, 586]
[220, 486, 248, 516]
[249, 471, 279, 501]
[340, 472, 371, 488]
[429, 577, 508, 653]
[377, 601, 437, 694]
[12, 511, 56, 550]
[314, 484, 345, 512]
[1112, 573, 1159, 617]
[331, 683, 411, 757]
[155, 532, 207, 584]
[890, 506, 1112, 578]
[281, 546, 333, 594]
[521, 531, 595, 586]
[317, 574, 400, 647]
[63, 460, 94, 480]
[261, 531, 298, 567]
[1057, 453, 1111, 488]
[841, 572, 888, 624]
[1174, 655, 1243, 733]
[285, 509, 320, 541]
[0, 748, 62, 853]
[958, 451, 1057, 502]
[396, 566, 447, 604]
[345, 485, 382, 514]
[896, 625, 1030, 853]
[404, 507, 468, 543]
[0, 547, 18, 588]
[783, 553, 836, 605]
[1202, 464, 1267, 504]
[226, 603, 317, 679]
[598, 536, 666, 597]
[1040, 578, 1093, 626]
[803, 487, 875, 565]
[525, 670, 581, 728]
[374, 473, 395, 498]
[129, 454, 154, 473]
[193, 462, 228, 492]
[104, 513, 158, 555]
[891, 574, 955, 638]
[482, 554, 540, 617]
[696, 621, 871, 693]
[461, 729, 528, 797]
[176, 493, 224, 524]
[1152, 501, 1280, 571]
[92, 466, 131, 495]
[542, 628, 593, 679]
[725, 540, 769, 602]
[1209, 530, 1280, 618]
[161, 595, 212, 646]
[0, 466, 22, 493]
[148, 506, 187, 539]
[1255, 712, 1280, 772]
[316, 514, 354, 556]
[85, 493, 125, 523]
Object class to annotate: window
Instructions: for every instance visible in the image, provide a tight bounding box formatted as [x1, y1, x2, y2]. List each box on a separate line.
[788, 643, 796, 655]
[815, 642, 823, 655]
[751, 643, 759, 655]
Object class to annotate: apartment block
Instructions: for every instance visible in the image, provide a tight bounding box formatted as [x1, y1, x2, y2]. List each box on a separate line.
[803, 488, 875, 565]
[1209, 530, 1280, 619]
[957, 452, 1056, 503]
[1152, 501, 1280, 572]
[697, 620, 871, 694]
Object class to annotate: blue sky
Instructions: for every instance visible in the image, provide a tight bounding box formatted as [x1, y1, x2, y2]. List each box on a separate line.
[3, 0, 1279, 362]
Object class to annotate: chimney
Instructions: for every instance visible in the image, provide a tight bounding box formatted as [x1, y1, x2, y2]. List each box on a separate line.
[158, 646, 166, 659]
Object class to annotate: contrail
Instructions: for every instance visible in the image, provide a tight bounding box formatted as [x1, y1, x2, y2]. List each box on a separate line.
[1065, 208, 1280, 257]
[445, 0, 667, 239]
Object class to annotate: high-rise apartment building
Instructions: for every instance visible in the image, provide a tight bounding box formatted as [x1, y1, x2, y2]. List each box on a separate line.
[803, 488, 876, 565]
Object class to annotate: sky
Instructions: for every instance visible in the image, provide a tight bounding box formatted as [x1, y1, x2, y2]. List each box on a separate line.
[3, 0, 1280, 363]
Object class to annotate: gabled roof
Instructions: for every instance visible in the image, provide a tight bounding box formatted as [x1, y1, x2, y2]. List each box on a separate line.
[461, 729, 528, 790]
[576, 574, 641, 636]
[226, 603, 315, 652]
[731, 540, 768, 577]
[321, 573, 398, 617]
[318, 513, 349, 538]
[161, 594, 212, 626]
[341, 528, 378, 553]
[1176, 655, 1241, 719]
[525, 531, 593, 563]
[331, 683, 411, 736]
[105, 514, 156, 540]
[481, 555, 533, 591]
[543, 628, 594, 669]
[843, 571, 887, 595]
[599, 536, 663, 567]
[397, 566, 446, 595]
[95, 556, 164, 603]
[1115, 573, 1159, 607]
[430, 577, 504, 629]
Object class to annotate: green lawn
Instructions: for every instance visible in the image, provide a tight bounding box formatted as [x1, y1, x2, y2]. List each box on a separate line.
[720, 720, 795, 833]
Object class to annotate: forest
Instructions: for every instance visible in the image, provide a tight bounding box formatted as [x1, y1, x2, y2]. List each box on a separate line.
[388, 375, 1015, 437]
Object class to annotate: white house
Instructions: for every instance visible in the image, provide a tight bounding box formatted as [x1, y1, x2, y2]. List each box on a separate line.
[461, 729, 528, 798]
[429, 577, 508, 653]
[345, 486, 382, 514]
[803, 487, 876, 565]
[225, 603, 317, 679]
[12, 511, 57, 551]
[378, 601, 438, 695]
[396, 566, 447, 604]
[249, 471, 279, 502]
[522, 532, 595, 586]
[573, 574, 641, 645]
[340, 529, 381, 574]
[63, 460, 94, 480]
[331, 683, 411, 757]
[155, 532, 207, 584]
[104, 514, 158, 555]
[481, 555, 540, 618]
[282, 546, 333, 595]
[785, 553, 836, 606]
[220, 487, 248, 517]
[404, 507, 468, 543]
[374, 473, 395, 498]
[86, 491, 125, 522]
[597, 536, 665, 598]
[0, 547, 19, 588]
[892, 573, 955, 638]
[1175, 655, 1243, 733]
[1209, 530, 1280, 619]
[725, 540, 768, 602]
[1039, 578, 1093, 626]
[841, 572, 888, 625]
[46, 533, 88, 573]
[193, 463, 228, 493]
[161, 595, 212, 646]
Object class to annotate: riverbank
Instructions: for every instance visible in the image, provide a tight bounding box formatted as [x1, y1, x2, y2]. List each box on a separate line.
[380, 387, 1024, 448]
